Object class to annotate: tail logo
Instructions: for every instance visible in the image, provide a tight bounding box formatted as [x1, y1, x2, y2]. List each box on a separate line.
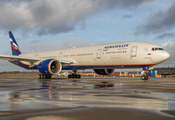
[10, 38, 21, 54]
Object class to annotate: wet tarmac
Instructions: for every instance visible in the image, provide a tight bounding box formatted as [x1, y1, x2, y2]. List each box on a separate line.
[0, 76, 175, 120]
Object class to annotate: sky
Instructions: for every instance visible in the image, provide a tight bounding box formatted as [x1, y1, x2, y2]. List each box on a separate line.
[0, 0, 175, 72]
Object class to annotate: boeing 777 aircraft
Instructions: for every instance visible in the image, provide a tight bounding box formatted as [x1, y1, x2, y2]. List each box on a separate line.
[0, 31, 170, 80]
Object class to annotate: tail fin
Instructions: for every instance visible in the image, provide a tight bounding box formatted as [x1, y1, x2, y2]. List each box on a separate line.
[9, 31, 22, 55]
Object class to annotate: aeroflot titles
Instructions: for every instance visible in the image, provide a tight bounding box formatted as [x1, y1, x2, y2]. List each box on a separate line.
[103, 44, 129, 51]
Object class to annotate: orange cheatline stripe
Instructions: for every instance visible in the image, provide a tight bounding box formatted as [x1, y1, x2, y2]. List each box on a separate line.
[19, 61, 30, 66]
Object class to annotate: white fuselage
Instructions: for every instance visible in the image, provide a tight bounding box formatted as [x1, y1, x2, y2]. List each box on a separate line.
[18, 41, 170, 70]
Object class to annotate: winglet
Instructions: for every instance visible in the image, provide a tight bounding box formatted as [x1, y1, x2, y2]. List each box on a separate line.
[9, 31, 22, 55]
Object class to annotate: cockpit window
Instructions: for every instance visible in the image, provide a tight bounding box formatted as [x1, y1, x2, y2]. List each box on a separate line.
[152, 47, 164, 51]
[159, 48, 164, 50]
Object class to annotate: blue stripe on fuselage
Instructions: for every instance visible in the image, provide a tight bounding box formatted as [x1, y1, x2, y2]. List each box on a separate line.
[62, 65, 151, 70]
[10, 60, 152, 70]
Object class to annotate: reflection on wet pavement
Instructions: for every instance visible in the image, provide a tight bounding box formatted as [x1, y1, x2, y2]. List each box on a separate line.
[0, 77, 175, 118]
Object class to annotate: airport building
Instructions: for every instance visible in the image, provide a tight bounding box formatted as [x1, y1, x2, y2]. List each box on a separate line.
[150, 67, 175, 77]
[154, 68, 175, 74]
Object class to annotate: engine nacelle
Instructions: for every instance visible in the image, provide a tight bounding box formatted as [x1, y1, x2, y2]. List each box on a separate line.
[94, 69, 114, 75]
[38, 59, 62, 75]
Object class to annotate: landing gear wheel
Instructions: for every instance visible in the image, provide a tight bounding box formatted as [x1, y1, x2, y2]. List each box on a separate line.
[41, 74, 45, 79]
[38, 74, 52, 79]
[68, 70, 81, 79]
[77, 75, 81, 78]
[145, 76, 148, 80]
[45, 75, 51, 79]
[38, 74, 41, 79]
[141, 75, 148, 80]
[68, 75, 71, 78]
[141, 75, 145, 80]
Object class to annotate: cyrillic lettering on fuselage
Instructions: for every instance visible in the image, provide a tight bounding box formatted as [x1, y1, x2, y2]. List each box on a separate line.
[103, 44, 129, 51]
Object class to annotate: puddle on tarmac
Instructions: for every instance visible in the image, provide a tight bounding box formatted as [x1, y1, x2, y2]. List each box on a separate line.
[0, 79, 175, 114]
[0, 91, 12, 111]
[153, 92, 175, 110]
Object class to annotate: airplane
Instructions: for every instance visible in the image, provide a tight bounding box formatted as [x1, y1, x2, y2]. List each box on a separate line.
[0, 31, 170, 80]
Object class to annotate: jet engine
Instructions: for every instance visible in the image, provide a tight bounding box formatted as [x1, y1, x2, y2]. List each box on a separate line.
[38, 59, 62, 75]
[93, 69, 114, 75]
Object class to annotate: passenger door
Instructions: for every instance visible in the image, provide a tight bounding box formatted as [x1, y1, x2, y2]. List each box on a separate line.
[96, 49, 102, 59]
[58, 52, 63, 60]
[130, 46, 138, 59]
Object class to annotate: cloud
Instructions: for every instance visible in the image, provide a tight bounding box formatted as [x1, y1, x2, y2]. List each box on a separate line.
[0, 0, 148, 36]
[20, 37, 92, 53]
[135, 0, 175, 35]
[30, 40, 40, 44]
[122, 15, 132, 20]
[155, 32, 175, 39]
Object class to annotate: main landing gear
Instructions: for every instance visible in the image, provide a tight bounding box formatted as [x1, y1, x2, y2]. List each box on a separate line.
[141, 70, 149, 80]
[68, 70, 81, 79]
[38, 74, 51, 79]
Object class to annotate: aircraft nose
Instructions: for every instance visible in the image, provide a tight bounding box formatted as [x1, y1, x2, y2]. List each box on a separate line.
[162, 51, 170, 60]
[153, 51, 170, 64]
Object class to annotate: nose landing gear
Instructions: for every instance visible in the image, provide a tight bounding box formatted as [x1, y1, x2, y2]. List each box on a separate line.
[141, 75, 148, 80]
[141, 70, 149, 80]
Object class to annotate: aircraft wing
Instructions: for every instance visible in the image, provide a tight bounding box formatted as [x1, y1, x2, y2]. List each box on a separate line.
[0, 54, 40, 62]
[0, 54, 73, 64]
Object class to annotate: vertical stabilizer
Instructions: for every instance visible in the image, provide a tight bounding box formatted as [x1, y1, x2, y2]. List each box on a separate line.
[9, 31, 22, 55]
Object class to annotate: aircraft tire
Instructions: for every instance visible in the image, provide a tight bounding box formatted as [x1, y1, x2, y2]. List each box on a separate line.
[68, 75, 71, 78]
[41, 74, 45, 79]
[68, 74, 81, 79]
[74, 75, 77, 78]
[141, 75, 145, 80]
[45, 75, 47, 79]
[77, 75, 81, 78]
[145, 76, 148, 80]
[45, 75, 48, 79]
[45, 75, 51, 79]
[141, 75, 148, 80]
[38, 74, 41, 79]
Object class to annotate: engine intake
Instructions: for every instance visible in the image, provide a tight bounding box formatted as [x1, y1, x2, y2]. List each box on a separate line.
[94, 69, 114, 75]
[38, 59, 62, 75]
